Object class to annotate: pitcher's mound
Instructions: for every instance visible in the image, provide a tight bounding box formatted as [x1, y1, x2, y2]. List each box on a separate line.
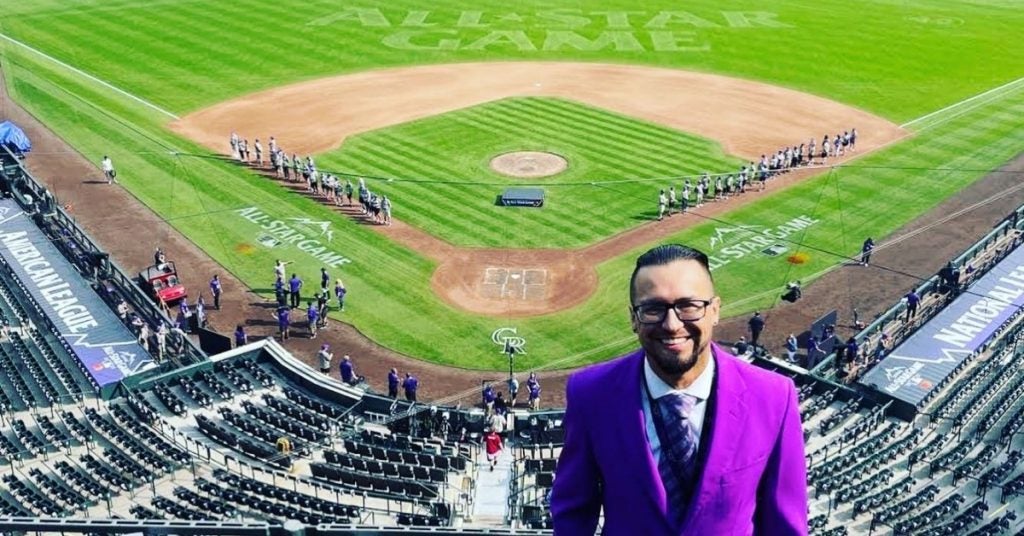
[490, 151, 568, 178]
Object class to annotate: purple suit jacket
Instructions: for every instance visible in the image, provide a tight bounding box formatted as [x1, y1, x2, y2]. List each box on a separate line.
[551, 344, 807, 535]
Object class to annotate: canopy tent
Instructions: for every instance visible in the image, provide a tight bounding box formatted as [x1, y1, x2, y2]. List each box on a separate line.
[0, 121, 31, 153]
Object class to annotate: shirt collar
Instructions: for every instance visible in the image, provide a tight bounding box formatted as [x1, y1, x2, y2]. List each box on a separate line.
[643, 352, 715, 403]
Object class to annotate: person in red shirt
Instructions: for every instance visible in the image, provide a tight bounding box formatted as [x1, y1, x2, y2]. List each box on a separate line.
[484, 428, 503, 472]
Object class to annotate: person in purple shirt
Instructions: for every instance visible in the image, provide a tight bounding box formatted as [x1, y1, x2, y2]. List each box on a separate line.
[339, 355, 355, 384]
[234, 324, 247, 347]
[551, 244, 806, 535]
[403, 373, 418, 402]
[482, 383, 497, 415]
[276, 305, 290, 341]
[178, 296, 189, 318]
[306, 301, 318, 339]
[387, 368, 400, 398]
[289, 274, 302, 309]
[905, 290, 921, 321]
[527, 372, 541, 410]
[210, 275, 223, 310]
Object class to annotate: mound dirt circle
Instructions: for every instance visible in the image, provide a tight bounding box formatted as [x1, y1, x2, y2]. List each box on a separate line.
[490, 151, 568, 178]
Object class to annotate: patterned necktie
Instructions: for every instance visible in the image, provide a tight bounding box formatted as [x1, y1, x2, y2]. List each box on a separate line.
[656, 392, 699, 525]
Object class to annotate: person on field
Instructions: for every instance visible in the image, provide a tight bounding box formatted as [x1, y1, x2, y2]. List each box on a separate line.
[101, 155, 117, 184]
[317, 344, 333, 374]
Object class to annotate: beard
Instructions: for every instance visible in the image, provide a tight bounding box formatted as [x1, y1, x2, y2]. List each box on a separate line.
[642, 332, 708, 380]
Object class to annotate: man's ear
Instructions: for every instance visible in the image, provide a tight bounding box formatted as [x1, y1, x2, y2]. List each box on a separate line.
[628, 305, 638, 333]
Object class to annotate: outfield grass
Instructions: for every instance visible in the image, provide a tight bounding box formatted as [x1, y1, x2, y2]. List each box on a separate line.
[320, 97, 744, 248]
[1, 1, 1023, 370]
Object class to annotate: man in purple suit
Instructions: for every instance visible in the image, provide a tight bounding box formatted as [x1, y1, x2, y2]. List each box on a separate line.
[551, 244, 807, 535]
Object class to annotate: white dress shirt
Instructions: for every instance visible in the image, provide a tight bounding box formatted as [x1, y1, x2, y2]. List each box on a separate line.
[642, 355, 715, 465]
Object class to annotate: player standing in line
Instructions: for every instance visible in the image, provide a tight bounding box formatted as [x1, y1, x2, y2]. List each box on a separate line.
[667, 186, 677, 216]
[657, 189, 667, 221]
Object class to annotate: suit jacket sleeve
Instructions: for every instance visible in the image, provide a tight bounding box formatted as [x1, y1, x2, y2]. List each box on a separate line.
[550, 374, 601, 535]
[754, 380, 808, 535]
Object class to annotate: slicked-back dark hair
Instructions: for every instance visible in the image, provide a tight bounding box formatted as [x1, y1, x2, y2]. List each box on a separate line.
[629, 244, 713, 305]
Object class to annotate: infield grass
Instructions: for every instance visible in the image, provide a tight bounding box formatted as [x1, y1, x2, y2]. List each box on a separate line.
[320, 97, 744, 248]
[1, 0, 1023, 369]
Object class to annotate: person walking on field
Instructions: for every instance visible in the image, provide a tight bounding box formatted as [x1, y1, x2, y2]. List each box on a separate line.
[484, 427, 504, 472]
[101, 156, 117, 184]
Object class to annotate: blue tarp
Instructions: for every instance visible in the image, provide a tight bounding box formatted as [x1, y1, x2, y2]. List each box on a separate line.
[0, 121, 31, 153]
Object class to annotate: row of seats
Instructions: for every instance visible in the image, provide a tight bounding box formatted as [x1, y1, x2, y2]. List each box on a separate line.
[12, 419, 45, 454]
[216, 363, 254, 393]
[78, 454, 132, 491]
[218, 407, 308, 454]
[6, 337, 66, 405]
[36, 415, 73, 446]
[195, 413, 287, 468]
[27, 466, 90, 512]
[242, 399, 326, 443]
[359, 428, 472, 462]
[310, 462, 439, 499]
[237, 358, 276, 388]
[196, 369, 236, 401]
[870, 484, 938, 524]
[151, 495, 217, 521]
[102, 446, 152, 481]
[211, 469, 358, 522]
[85, 408, 172, 474]
[109, 403, 191, 465]
[284, 387, 343, 419]
[154, 382, 187, 416]
[60, 410, 91, 442]
[344, 437, 466, 471]
[178, 376, 213, 408]
[54, 459, 112, 498]
[2, 473, 63, 516]
[24, 328, 86, 399]
[262, 393, 331, 431]
[817, 398, 861, 435]
[173, 485, 235, 517]
[931, 347, 1006, 420]
[890, 493, 965, 534]
[0, 340, 36, 409]
[325, 449, 448, 483]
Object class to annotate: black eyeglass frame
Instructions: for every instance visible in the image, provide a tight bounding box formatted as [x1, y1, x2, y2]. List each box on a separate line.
[632, 298, 715, 324]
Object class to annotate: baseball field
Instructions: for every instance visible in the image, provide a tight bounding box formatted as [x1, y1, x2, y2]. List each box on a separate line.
[1, 0, 1022, 373]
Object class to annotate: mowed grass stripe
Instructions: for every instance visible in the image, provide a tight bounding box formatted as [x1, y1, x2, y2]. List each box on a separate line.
[498, 99, 717, 171]
[487, 101, 730, 175]
[465, 107, 680, 180]
[530, 98, 731, 161]
[335, 142, 507, 243]
[348, 129, 618, 245]
[47, 13, 210, 104]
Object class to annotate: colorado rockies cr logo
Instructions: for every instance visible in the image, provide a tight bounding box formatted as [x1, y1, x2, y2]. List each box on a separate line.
[491, 327, 527, 354]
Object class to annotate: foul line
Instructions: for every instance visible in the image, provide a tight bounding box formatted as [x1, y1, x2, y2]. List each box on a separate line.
[0, 31, 179, 120]
[901, 76, 1024, 129]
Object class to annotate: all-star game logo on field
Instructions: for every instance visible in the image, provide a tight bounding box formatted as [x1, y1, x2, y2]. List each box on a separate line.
[235, 207, 353, 267]
[705, 215, 820, 270]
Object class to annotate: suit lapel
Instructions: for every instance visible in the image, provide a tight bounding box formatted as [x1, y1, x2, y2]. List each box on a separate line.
[681, 344, 748, 531]
[616, 351, 674, 532]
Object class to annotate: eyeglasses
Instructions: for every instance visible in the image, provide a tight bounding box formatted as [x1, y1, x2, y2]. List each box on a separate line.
[633, 299, 714, 324]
